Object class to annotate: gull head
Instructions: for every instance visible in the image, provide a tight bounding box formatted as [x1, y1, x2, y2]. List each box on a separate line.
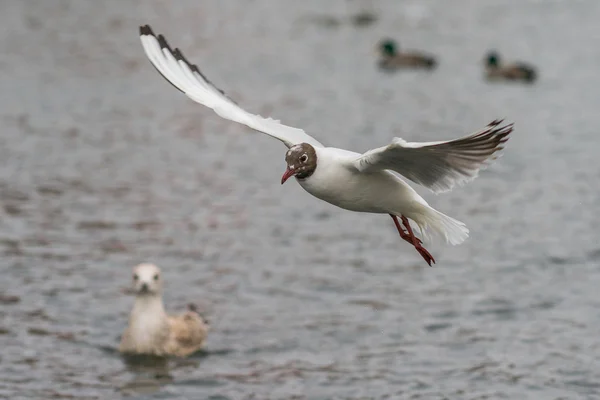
[281, 143, 318, 184]
[131, 263, 162, 296]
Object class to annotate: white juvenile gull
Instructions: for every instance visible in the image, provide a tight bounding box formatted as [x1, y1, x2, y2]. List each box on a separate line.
[119, 263, 208, 357]
[138, 25, 512, 266]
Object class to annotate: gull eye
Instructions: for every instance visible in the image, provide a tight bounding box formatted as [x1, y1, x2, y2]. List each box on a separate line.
[153, 274, 159, 281]
[299, 154, 308, 163]
[133, 274, 139, 281]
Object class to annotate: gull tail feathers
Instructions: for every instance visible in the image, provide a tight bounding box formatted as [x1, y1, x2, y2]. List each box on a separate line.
[410, 205, 469, 246]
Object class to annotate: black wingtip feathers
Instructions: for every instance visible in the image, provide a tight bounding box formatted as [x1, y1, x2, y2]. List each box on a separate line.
[173, 48, 184, 61]
[138, 23, 237, 104]
[139, 25, 154, 37]
[157, 34, 173, 53]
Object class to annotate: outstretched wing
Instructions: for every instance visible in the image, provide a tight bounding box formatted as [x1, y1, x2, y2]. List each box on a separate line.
[353, 120, 512, 193]
[139, 25, 324, 149]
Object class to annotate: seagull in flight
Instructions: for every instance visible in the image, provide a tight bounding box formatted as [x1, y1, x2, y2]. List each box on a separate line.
[138, 25, 512, 266]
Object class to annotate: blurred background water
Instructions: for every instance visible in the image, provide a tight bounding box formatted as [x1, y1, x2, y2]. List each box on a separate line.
[1, 0, 600, 399]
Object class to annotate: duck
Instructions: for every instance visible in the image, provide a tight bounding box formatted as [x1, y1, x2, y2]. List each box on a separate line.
[484, 51, 537, 83]
[377, 39, 437, 71]
[119, 263, 209, 357]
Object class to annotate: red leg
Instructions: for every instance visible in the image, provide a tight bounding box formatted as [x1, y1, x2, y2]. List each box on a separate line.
[389, 214, 421, 246]
[389, 214, 434, 266]
[400, 216, 436, 266]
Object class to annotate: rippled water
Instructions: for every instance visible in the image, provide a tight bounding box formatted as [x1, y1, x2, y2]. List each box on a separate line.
[1, 1, 600, 399]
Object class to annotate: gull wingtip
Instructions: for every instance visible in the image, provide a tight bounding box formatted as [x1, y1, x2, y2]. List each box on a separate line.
[139, 24, 154, 37]
[157, 34, 168, 49]
[491, 119, 514, 137]
[173, 48, 184, 62]
[488, 118, 515, 130]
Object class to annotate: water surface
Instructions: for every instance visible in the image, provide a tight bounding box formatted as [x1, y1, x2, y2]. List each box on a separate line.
[1, 1, 599, 399]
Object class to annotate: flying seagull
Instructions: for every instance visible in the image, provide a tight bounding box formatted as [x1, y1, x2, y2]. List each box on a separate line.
[138, 25, 512, 266]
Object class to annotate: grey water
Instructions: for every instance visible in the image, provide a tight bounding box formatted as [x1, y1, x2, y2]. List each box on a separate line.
[1, 0, 600, 399]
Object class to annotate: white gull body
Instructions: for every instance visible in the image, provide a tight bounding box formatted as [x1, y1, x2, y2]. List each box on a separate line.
[298, 147, 420, 212]
[295, 145, 469, 245]
[138, 25, 512, 261]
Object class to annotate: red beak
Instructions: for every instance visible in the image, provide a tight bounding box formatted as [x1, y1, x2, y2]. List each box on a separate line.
[281, 167, 296, 184]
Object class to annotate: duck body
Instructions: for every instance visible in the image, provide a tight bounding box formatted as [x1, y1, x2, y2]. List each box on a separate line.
[378, 39, 437, 71]
[378, 52, 437, 70]
[485, 51, 537, 83]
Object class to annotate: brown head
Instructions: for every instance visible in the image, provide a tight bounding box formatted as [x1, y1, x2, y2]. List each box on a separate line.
[281, 143, 318, 184]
